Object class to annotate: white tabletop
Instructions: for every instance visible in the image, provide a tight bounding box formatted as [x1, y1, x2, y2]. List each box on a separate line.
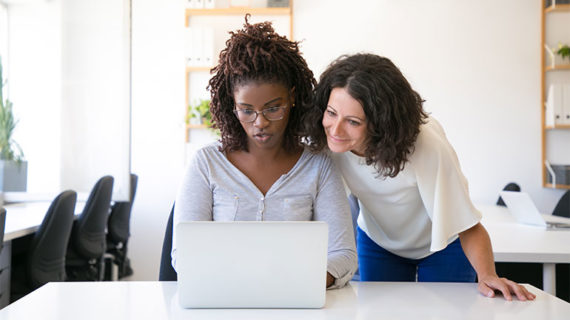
[0, 281, 568, 319]
[479, 205, 570, 263]
[3, 201, 84, 241]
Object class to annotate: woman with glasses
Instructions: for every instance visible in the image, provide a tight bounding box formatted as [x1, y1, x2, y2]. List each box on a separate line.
[304, 53, 535, 301]
[172, 16, 357, 288]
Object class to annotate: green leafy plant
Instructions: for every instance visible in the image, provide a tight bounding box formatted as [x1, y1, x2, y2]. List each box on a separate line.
[188, 99, 213, 127]
[0, 57, 24, 162]
[557, 43, 570, 61]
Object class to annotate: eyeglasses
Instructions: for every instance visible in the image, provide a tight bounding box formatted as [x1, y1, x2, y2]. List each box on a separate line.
[233, 106, 287, 123]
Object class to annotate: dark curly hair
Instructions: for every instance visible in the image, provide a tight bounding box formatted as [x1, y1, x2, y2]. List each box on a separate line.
[304, 53, 428, 178]
[208, 15, 316, 153]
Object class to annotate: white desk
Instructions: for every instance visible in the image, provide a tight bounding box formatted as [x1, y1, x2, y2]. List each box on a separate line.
[0, 281, 568, 319]
[480, 205, 570, 296]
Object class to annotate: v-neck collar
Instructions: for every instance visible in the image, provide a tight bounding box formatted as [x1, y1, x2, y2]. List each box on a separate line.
[222, 148, 309, 197]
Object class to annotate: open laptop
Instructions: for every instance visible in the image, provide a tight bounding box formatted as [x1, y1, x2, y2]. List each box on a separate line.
[175, 221, 328, 309]
[499, 191, 570, 229]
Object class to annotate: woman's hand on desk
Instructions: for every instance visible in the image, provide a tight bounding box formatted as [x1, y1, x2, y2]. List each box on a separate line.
[477, 275, 536, 301]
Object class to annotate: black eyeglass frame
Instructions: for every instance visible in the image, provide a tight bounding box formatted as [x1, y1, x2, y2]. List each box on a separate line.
[233, 105, 288, 123]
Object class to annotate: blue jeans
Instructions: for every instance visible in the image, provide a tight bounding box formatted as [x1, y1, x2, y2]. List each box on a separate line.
[357, 227, 476, 282]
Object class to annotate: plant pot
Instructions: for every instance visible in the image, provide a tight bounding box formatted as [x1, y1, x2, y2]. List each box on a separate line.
[0, 160, 28, 191]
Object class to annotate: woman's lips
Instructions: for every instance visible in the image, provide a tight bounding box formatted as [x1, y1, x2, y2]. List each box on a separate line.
[254, 133, 272, 142]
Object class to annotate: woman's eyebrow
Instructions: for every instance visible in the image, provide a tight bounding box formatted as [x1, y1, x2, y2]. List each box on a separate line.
[237, 97, 283, 107]
[327, 105, 365, 122]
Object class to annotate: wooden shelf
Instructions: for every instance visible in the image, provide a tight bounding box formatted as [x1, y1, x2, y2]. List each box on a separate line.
[184, 2, 294, 143]
[186, 7, 291, 17]
[187, 123, 208, 129]
[545, 64, 570, 72]
[545, 124, 570, 130]
[186, 66, 213, 72]
[545, 4, 570, 13]
[541, 0, 570, 188]
[544, 183, 570, 190]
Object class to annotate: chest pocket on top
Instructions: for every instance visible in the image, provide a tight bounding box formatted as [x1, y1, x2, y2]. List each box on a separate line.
[282, 195, 313, 221]
[212, 188, 239, 221]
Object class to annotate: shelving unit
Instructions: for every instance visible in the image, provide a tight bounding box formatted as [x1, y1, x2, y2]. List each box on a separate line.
[184, 2, 294, 143]
[541, 1, 570, 189]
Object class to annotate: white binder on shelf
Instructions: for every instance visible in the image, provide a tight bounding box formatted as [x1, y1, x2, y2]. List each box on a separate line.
[202, 27, 214, 67]
[562, 84, 570, 125]
[545, 84, 563, 127]
[204, 0, 215, 9]
[186, 0, 204, 8]
[185, 27, 205, 67]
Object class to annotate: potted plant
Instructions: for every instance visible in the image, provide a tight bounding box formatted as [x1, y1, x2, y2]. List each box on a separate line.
[0, 57, 27, 191]
[187, 99, 219, 136]
[557, 43, 570, 62]
[188, 99, 213, 127]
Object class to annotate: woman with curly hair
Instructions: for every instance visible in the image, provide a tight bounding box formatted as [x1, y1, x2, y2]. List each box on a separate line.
[172, 17, 357, 288]
[304, 53, 535, 300]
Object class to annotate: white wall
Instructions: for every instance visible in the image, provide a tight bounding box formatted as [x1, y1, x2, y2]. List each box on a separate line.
[129, 0, 186, 280]
[127, 0, 567, 280]
[4, 0, 131, 200]
[294, 0, 565, 210]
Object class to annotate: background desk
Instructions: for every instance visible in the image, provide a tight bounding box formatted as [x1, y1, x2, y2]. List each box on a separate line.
[0, 281, 568, 319]
[4, 202, 84, 241]
[480, 205, 570, 296]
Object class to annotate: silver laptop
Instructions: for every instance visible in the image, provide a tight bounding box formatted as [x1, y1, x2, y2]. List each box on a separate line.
[499, 191, 570, 229]
[175, 221, 328, 309]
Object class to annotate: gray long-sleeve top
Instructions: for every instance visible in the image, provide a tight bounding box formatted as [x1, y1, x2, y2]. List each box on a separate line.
[172, 142, 357, 288]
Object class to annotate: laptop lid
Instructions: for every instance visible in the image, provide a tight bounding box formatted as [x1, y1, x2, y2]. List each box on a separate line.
[175, 221, 328, 309]
[499, 191, 547, 227]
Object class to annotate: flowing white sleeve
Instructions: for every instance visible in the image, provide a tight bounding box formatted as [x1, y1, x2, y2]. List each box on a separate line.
[412, 121, 482, 252]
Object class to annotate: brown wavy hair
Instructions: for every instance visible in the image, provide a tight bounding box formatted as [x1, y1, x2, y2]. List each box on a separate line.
[304, 53, 428, 178]
[208, 15, 316, 153]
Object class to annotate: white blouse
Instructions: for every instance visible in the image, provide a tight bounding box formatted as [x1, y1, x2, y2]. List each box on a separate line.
[330, 116, 482, 259]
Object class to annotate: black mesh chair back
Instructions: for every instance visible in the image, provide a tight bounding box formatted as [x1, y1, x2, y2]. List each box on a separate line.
[159, 205, 177, 281]
[496, 182, 521, 206]
[27, 190, 76, 289]
[108, 174, 138, 245]
[0, 208, 6, 254]
[553, 190, 570, 218]
[72, 175, 114, 259]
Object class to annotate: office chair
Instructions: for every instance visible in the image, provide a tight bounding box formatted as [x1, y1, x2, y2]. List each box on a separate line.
[496, 182, 521, 206]
[159, 204, 177, 281]
[10, 191, 77, 302]
[105, 173, 138, 280]
[0, 208, 5, 254]
[66, 175, 114, 281]
[552, 190, 570, 218]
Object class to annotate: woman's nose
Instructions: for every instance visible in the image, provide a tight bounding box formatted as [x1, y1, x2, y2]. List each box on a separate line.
[253, 112, 269, 128]
[329, 118, 342, 136]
